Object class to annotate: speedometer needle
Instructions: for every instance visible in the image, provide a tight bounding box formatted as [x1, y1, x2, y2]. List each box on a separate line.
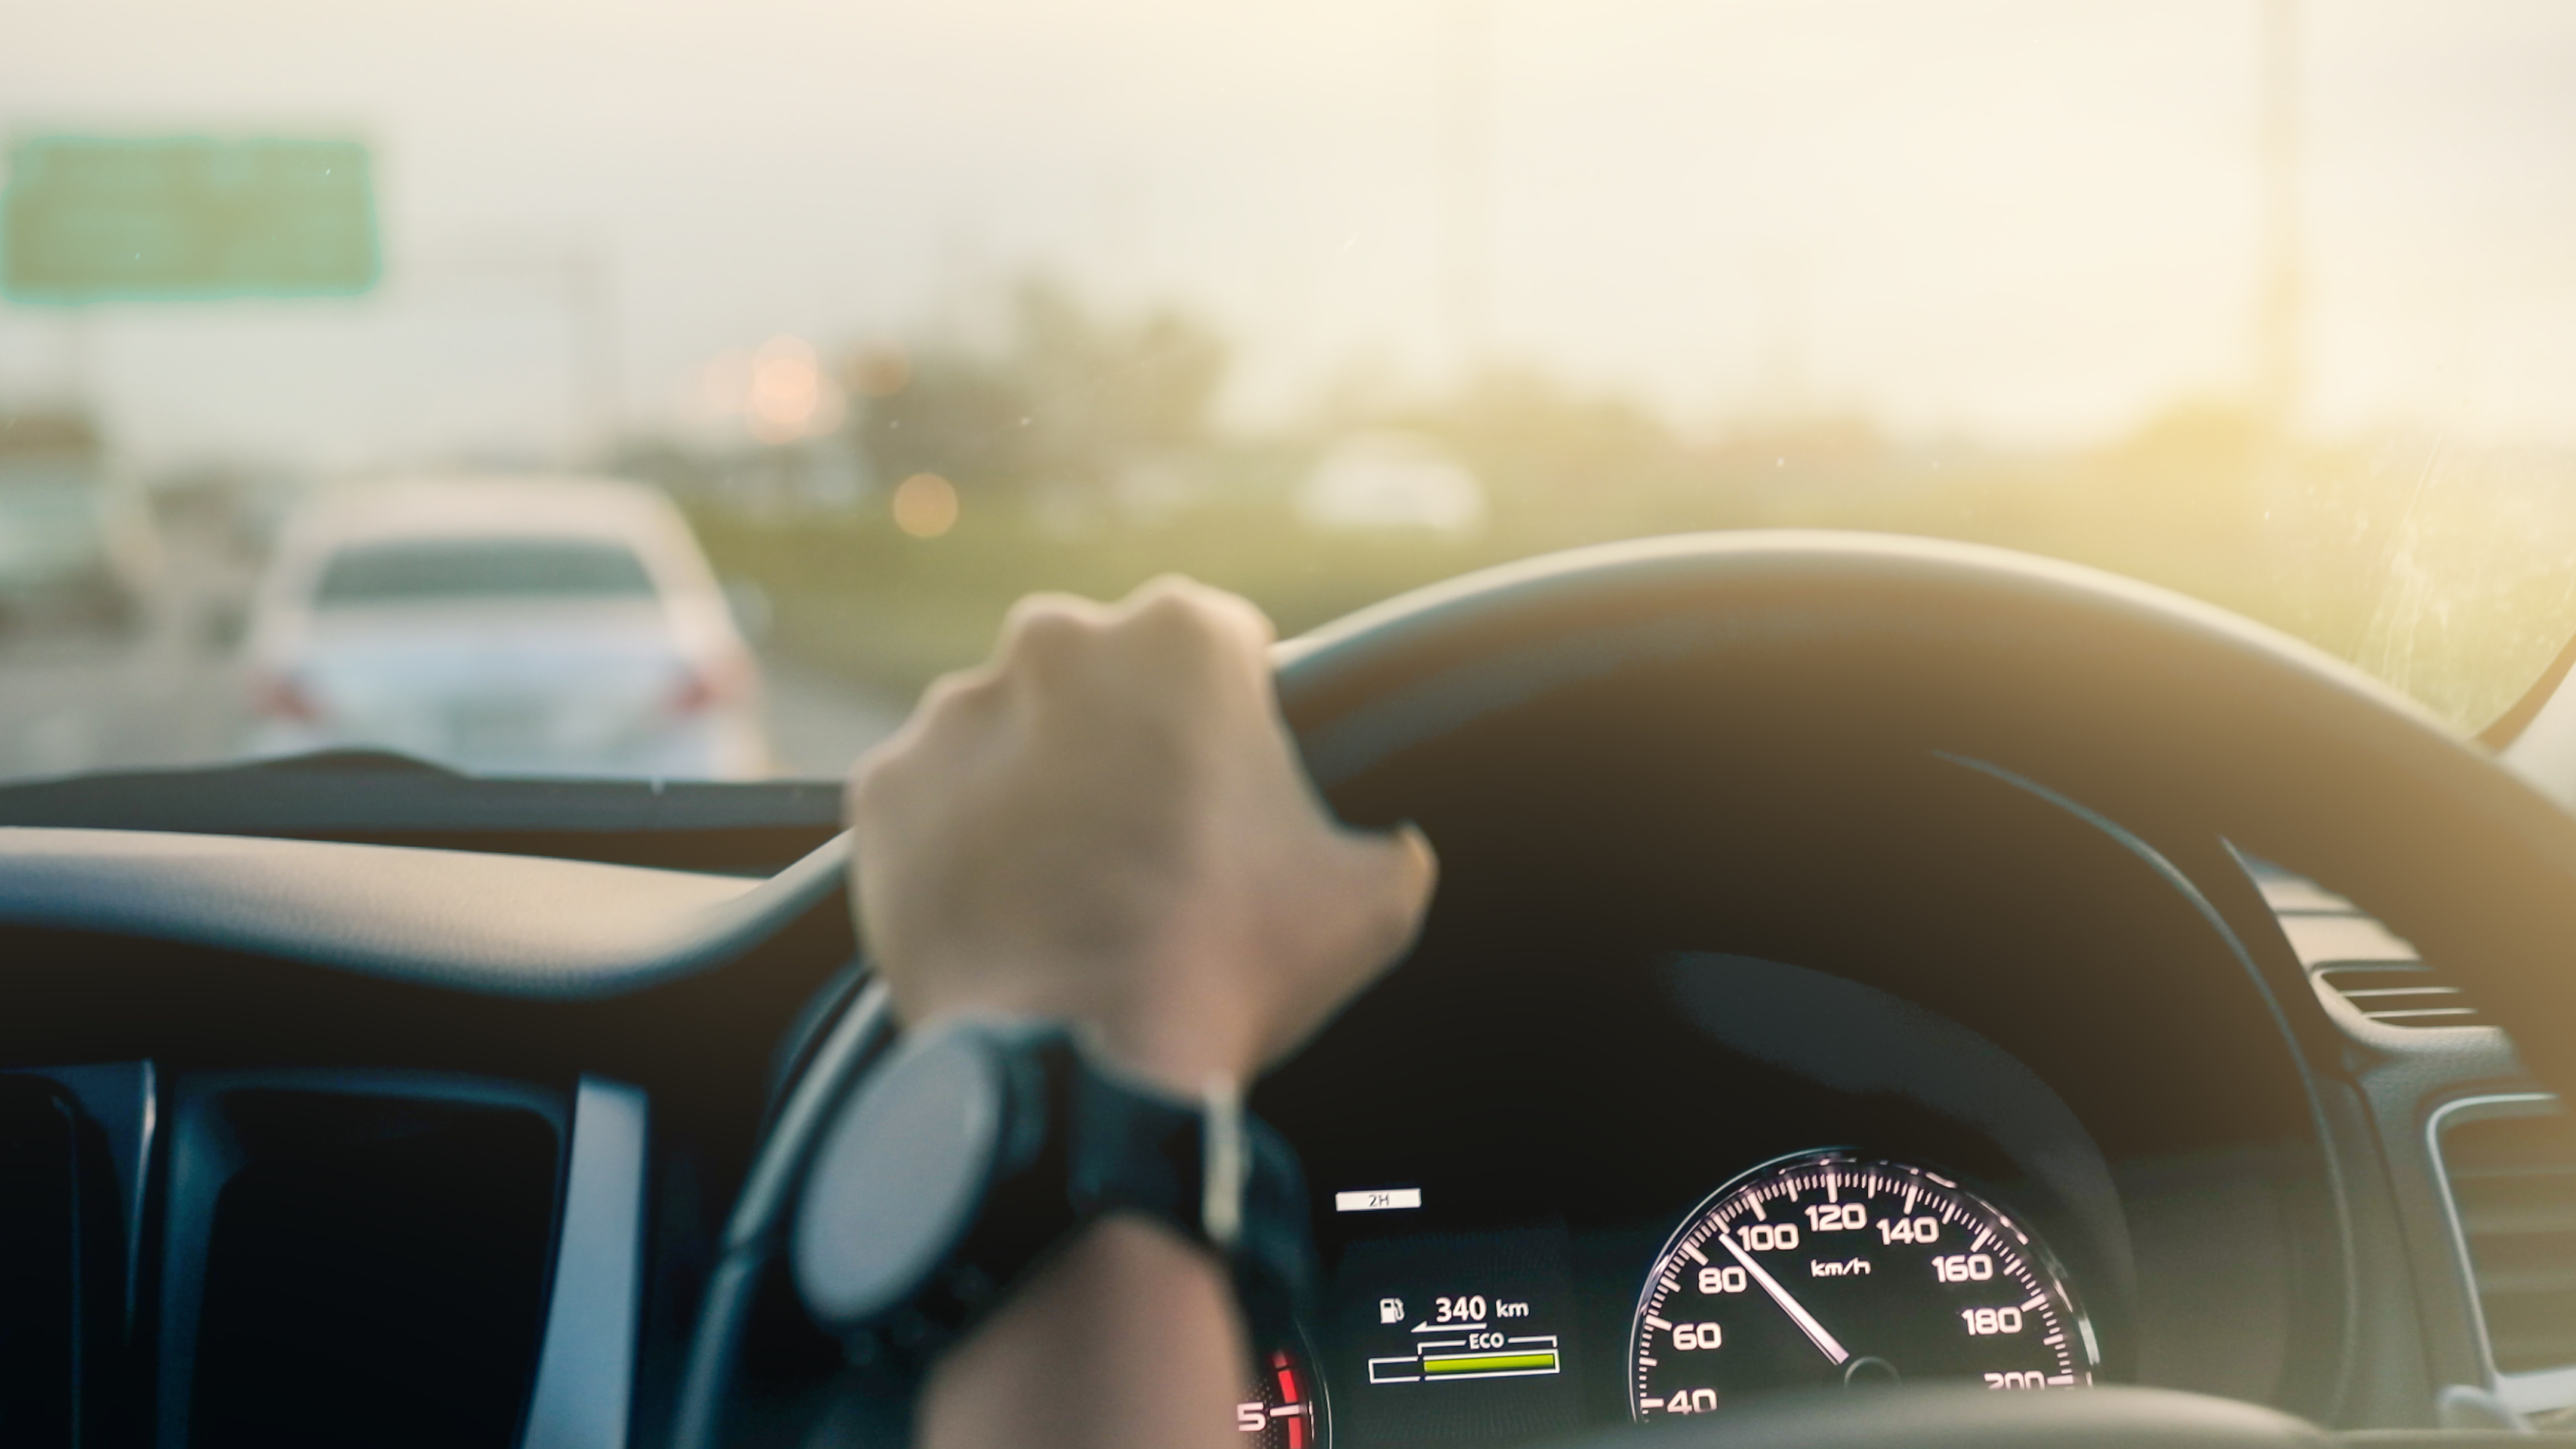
[1718, 1231, 1851, 1366]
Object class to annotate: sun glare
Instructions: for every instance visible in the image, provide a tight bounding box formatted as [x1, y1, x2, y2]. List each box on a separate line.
[892, 472, 959, 538]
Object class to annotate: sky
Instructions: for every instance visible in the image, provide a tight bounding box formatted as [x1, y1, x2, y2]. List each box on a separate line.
[5, 0, 2576, 472]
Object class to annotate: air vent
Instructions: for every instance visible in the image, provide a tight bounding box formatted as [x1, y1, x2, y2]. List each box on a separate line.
[0, 1078, 86, 1449]
[160, 1075, 567, 1449]
[2246, 863, 2483, 1027]
[2436, 1101, 2576, 1379]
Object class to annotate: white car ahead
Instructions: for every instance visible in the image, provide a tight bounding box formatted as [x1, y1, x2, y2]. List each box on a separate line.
[243, 476, 771, 780]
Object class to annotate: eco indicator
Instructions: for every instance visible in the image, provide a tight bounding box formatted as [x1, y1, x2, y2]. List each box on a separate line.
[1334, 1240, 1583, 1447]
[1368, 1295, 1562, 1385]
[1368, 1333, 1562, 1384]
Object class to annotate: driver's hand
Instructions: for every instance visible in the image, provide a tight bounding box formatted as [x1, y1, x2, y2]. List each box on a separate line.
[846, 576, 1438, 1095]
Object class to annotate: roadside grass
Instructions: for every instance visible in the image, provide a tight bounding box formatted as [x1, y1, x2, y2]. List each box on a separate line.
[694, 499, 1597, 701]
[692, 452, 2576, 736]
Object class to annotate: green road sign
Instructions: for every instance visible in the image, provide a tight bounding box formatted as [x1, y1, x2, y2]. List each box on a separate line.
[1, 135, 380, 304]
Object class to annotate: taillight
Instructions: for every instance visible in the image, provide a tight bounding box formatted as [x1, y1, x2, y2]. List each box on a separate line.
[668, 653, 750, 716]
[667, 668, 719, 716]
[250, 669, 321, 722]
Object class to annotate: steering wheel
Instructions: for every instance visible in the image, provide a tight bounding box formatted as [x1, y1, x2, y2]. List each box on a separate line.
[674, 531, 2576, 1448]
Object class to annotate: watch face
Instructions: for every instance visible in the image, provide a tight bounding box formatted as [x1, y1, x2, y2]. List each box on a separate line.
[792, 1025, 1007, 1328]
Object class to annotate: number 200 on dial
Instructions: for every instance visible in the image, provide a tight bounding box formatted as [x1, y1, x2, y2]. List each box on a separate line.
[1630, 1150, 2098, 1421]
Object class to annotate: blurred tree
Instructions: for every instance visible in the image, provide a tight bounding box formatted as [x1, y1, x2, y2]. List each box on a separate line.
[2106, 399, 2261, 478]
[856, 351, 1040, 490]
[1704, 415, 1890, 493]
[2096, 399, 2264, 535]
[852, 278, 1227, 501]
[0, 408, 104, 458]
[1393, 366, 1692, 522]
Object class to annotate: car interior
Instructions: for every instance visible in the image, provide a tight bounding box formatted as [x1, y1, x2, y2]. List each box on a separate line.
[6, 532, 2576, 1448]
[13, 4, 2576, 1446]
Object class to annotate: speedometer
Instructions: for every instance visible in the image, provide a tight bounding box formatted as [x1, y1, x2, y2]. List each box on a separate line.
[1629, 1149, 2098, 1420]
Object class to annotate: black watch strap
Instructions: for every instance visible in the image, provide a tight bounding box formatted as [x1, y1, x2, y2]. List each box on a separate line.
[1067, 1046, 1315, 1350]
[791, 1018, 1315, 1382]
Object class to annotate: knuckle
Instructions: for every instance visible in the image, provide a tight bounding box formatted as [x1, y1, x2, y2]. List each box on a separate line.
[917, 663, 999, 719]
[855, 667, 1001, 813]
[845, 748, 902, 816]
[1018, 608, 1092, 656]
[1127, 586, 1206, 642]
[1000, 594, 1104, 673]
[1134, 573, 1207, 612]
[1361, 834, 1435, 945]
[1123, 576, 1266, 660]
[1133, 575, 1221, 624]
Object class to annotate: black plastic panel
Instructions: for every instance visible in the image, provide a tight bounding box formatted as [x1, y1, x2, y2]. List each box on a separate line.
[0, 1077, 85, 1448]
[158, 1074, 567, 1449]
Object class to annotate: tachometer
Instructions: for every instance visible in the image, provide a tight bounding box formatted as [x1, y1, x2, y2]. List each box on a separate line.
[1236, 1341, 1328, 1448]
[1630, 1149, 2097, 1420]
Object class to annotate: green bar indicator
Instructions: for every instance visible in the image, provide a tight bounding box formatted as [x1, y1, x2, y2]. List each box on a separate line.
[1369, 1335, 1562, 1384]
[1426, 1352, 1558, 1376]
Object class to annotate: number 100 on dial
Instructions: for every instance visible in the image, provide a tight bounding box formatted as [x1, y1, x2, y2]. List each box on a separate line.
[1628, 1150, 2098, 1420]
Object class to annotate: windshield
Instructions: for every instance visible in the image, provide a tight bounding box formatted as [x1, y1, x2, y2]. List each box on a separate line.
[311, 539, 659, 609]
[6, 2, 2575, 782]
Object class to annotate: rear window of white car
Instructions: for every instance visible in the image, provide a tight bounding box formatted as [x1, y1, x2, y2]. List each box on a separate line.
[313, 539, 659, 607]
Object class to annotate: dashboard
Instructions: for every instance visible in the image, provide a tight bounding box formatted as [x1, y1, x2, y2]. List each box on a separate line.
[3, 535, 2575, 1449]
[0, 745, 2560, 1448]
[1240, 743, 2349, 1449]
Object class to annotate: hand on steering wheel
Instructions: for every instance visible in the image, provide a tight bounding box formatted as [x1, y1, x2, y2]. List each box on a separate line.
[847, 575, 1436, 1096]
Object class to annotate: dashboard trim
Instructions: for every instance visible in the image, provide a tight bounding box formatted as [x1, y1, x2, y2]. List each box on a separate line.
[523, 1076, 650, 1449]
[0, 827, 851, 998]
[1936, 754, 2364, 1420]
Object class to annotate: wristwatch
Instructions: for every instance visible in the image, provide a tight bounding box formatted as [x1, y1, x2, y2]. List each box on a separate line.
[789, 1015, 1316, 1376]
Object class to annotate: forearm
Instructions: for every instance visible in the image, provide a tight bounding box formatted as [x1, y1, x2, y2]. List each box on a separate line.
[917, 1215, 1247, 1449]
[853, 579, 1433, 1448]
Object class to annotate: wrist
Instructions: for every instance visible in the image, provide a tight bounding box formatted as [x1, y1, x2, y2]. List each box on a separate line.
[793, 1015, 1314, 1389]
[1083, 1012, 1261, 1099]
[890, 951, 1269, 1098]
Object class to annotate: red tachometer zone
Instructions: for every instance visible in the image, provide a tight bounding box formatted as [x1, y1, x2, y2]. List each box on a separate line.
[1236, 1345, 1327, 1448]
